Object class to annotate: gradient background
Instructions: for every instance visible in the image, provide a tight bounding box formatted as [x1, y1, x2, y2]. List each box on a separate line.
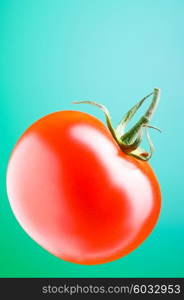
[0, 0, 183, 278]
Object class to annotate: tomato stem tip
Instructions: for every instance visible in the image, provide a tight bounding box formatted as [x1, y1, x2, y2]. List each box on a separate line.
[73, 88, 161, 161]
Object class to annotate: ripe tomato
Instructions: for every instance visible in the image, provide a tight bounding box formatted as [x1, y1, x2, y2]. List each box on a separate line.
[6, 89, 161, 265]
[6, 109, 161, 265]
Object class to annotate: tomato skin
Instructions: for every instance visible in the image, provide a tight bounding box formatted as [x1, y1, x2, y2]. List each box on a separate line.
[6, 111, 161, 265]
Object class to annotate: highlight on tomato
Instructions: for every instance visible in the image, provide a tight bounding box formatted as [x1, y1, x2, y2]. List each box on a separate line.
[6, 88, 161, 265]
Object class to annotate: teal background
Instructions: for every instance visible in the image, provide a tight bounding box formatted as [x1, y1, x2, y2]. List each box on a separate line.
[0, 0, 183, 277]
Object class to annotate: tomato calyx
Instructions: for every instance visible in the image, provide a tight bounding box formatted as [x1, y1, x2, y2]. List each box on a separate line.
[73, 88, 161, 161]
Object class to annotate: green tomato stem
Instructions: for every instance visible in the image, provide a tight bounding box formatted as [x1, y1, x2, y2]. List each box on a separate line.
[73, 88, 161, 161]
[121, 88, 160, 144]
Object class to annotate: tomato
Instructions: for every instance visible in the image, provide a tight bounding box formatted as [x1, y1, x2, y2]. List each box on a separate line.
[6, 89, 161, 265]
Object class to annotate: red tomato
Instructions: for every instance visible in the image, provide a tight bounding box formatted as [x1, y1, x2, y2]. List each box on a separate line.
[6, 110, 161, 264]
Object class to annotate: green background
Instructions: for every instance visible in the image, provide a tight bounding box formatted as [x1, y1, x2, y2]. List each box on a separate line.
[0, 0, 183, 277]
